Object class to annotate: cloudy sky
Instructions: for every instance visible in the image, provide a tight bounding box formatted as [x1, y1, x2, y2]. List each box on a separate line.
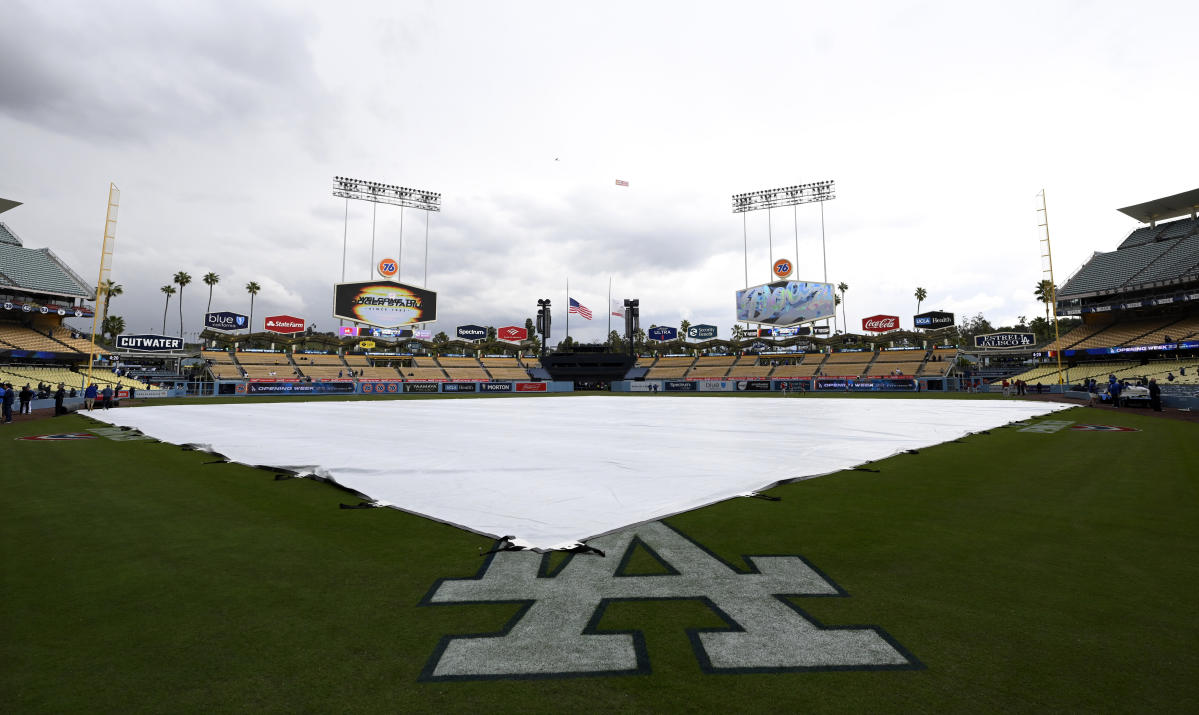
[2, 0, 1196, 344]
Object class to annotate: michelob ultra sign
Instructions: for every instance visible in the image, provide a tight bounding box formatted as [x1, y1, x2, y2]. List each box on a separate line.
[333, 280, 437, 328]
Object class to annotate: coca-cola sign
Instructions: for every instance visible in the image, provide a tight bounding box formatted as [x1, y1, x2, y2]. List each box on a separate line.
[862, 315, 899, 332]
[264, 315, 305, 334]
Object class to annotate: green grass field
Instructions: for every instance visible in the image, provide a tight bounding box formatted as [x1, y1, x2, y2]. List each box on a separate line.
[3, 397, 1197, 712]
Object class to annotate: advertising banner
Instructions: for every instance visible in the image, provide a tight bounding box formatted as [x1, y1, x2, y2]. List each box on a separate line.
[862, 315, 900, 332]
[360, 381, 402, 393]
[377, 257, 398, 279]
[648, 326, 679, 341]
[457, 324, 487, 340]
[663, 380, 697, 392]
[338, 326, 356, 337]
[974, 332, 1035, 349]
[333, 280, 437, 327]
[480, 382, 513, 392]
[736, 380, 772, 391]
[205, 311, 248, 331]
[686, 324, 718, 340]
[813, 325, 830, 335]
[404, 382, 440, 393]
[497, 325, 528, 342]
[773, 379, 813, 391]
[115, 334, 184, 352]
[264, 314, 305, 334]
[246, 381, 354, 395]
[913, 311, 955, 329]
[516, 382, 547, 392]
[359, 340, 376, 349]
[736, 280, 835, 327]
[3, 301, 92, 318]
[413, 330, 432, 340]
[697, 380, 736, 392]
[442, 382, 477, 392]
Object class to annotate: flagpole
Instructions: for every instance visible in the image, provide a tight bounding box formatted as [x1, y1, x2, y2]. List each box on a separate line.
[607, 277, 612, 342]
[566, 278, 570, 343]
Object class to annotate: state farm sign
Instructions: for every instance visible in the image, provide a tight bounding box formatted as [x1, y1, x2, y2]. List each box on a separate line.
[862, 315, 899, 332]
[497, 325, 528, 342]
[264, 315, 305, 334]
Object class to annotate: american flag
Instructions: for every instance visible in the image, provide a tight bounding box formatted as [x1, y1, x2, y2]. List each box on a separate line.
[569, 298, 593, 320]
[615, 179, 629, 187]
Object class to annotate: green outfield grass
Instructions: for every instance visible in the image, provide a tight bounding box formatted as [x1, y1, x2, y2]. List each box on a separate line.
[2, 399, 1196, 712]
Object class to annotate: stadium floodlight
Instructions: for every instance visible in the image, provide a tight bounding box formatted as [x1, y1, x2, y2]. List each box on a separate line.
[333, 176, 442, 212]
[537, 299, 552, 357]
[731, 180, 835, 213]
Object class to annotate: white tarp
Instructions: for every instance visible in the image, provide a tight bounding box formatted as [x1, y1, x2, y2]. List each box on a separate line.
[89, 396, 1068, 549]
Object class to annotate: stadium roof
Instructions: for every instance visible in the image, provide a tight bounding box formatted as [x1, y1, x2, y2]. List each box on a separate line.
[0, 198, 21, 215]
[0, 221, 96, 300]
[1117, 188, 1199, 224]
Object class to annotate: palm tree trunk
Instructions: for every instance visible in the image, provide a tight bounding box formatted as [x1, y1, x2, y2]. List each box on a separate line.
[206, 287, 213, 315]
[249, 296, 255, 334]
[178, 286, 185, 337]
[162, 297, 170, 334]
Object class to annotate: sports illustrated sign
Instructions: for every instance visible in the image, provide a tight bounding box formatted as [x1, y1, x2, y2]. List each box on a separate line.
[862, 315, 899, 332]
[497, 326, 528, 342]
[974, 332, 1035, 349]
[205, 311, 247, 331]
[419, 520, 918, 679]
[456, 324, 487, 340]
[115, 334, 184, 352]
[913, 311, 954, 329]
[333, 280, 437, 328]
[264, 315, 305, 334]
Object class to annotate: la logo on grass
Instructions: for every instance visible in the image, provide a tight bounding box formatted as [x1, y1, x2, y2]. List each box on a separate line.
[420, 521, 920, 680]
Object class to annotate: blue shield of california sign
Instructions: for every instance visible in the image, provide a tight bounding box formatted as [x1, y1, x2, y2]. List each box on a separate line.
[206, 311, 248, 331]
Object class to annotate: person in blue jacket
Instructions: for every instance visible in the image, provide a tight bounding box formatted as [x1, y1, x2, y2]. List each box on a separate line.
[1107, 374, 1121, 408]
[84, 383, 98, 411]
[1, 383, 14, 423]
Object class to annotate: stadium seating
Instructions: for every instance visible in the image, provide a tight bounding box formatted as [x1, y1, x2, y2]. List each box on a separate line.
[444, 367, 489, 380]
[209, 364, 243, 379]
[295, 366, 348, 380]
[343, 354, 370, 367]
[1, 365, 154, 391]
[1118, 216, 1198, 249]
[242, 365, 297, 379]
[1042, 322, 1109, 351]
[873, 350, 926, 363]
[400, 367, 447, 380]
[726, 357, 774, 377]
[294, 354, 345, 366]
[356, 366, 402, 379]
[48, 327, 108, 355]
[0, 324, 69, 353]
[437, 356, 481, 367]
[1070, 317, 1173, 349]
[772, 362, 821, 377]
[1001, 360, 1139, 386]
[235, 352, 292, 365]
[1060, 241, 1177, 295]
[645, 366, 689, 379]
[871, 362, 923, 376]
[412, 356, 440, 368]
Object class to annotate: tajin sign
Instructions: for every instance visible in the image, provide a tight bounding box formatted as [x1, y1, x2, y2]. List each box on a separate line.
[115, 334, 184, 352]
[862, 315, 899, 332]
[205, 311, 248, 331]
[264, 315, 305, 334]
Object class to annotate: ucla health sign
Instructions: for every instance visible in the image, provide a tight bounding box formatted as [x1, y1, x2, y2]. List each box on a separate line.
[205, 311, 247, 331]
[648, 326, 678, 341]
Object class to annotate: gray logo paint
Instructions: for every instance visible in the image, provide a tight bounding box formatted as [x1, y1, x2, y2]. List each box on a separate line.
[420, 521, 919, 680]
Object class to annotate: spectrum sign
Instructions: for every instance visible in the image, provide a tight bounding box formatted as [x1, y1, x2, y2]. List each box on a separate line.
[264, 314, 305, 334]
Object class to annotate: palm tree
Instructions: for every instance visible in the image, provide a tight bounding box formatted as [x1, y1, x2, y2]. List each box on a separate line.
[203, 271, 220, 314]
[833, 294, 841, 333]
[174, 271, 192, 337]
[680, 319, 691, 340]
[915, 286, 927, 315]
[1034, 280, 1055, 323]
[99, 279, 123, 324]
[160, 285, 176, 334]
[837, 282, 849, 331]
[102, 315, 125, 343]
[245, 281, 261, 334]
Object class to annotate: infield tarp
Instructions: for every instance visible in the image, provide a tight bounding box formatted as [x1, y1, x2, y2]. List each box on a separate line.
[89, 397, 1068, 550]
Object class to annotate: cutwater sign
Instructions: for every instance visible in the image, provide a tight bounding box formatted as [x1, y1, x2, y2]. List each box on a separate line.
[648, 326, 679, 341]
[687, 324, 718, 340]
[115, 334, 184, 352]
[974, 332, 1035, 349]
[205, 311, 247, 331]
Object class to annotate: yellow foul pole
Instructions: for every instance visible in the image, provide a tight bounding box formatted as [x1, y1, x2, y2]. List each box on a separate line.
[1037, 188, 1066, 386]
[86, 184, 120, 388]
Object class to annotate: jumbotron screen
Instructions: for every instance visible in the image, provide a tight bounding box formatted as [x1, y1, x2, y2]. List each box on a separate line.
[333, 280, 437, 328]
[736, 280, 835, 327]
